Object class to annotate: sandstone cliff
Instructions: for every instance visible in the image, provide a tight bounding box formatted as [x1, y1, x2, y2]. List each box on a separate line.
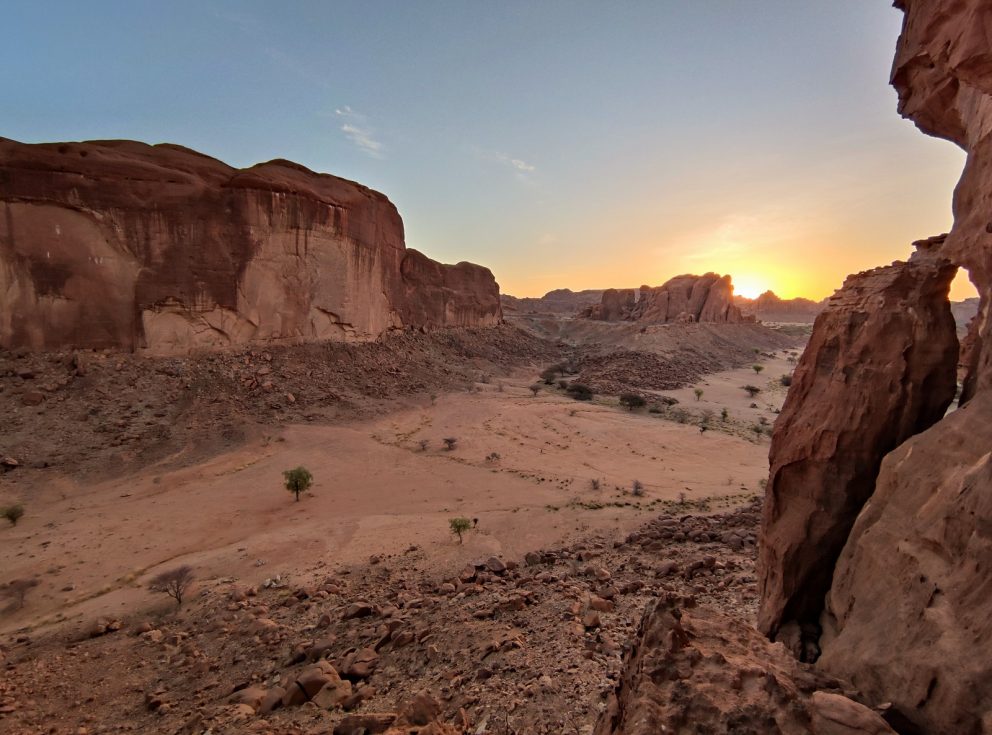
[500, 288, 605, 315]
[0, 138, 501, 354]
[736, 290, 824, 323]
[754, 2, 992, 731]
[580, 273, 748, 324]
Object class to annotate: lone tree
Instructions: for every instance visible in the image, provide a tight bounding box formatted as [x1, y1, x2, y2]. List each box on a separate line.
[631, 480, 645, 497]
[449, 517, 472, 544]
[148, 565, 194, 607]
[742, 385, 761, 398]
[443, 437, 458, 451]
[3, 504, 24, 526]
[619, 393, 646, 411]
[529, 384, 541, 397]
[540, 367, 559, 385]
[694, 388, 704, 401]
[752, 364, 764, 375]
[566, 383, 593, 401]
[721, 407, 729, 421]
[283, 466, 313, 502]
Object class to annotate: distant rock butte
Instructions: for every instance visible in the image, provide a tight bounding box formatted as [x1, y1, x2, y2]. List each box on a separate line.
[0, 138, 501, 354]
[579, 273, 750, 324]
[736, 290, 824, 323]
[500, 288, 604, 314]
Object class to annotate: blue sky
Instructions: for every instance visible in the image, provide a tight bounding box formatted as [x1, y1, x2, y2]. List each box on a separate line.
[2, 1, 969, 298]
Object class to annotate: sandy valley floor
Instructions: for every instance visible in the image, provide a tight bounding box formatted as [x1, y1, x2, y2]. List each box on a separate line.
[1, 350, 796, 636]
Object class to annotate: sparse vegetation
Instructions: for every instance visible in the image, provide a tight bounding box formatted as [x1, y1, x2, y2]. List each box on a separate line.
[632, 479, 645, 497]
[619, 392, 646, 411]
[566, 383, 593, 401]
[418, 439, 429, 452]
[2, 577, 39, 611]
[752, 364, 764, 375]
[780, 374, 793, 387]
[3, 504, 24, 526]
[752, 424, 766, 440]
[148, 565, 194, 607]
[590, 478, 601, 490]
[283, 466, 313, 502]
[743, 385, 761, 398]
[540, 367, 559, 385]
[449, 517, 472, 544]
[694, 388, 704, 401]
[485, 452, 501, 463]
[721, 407, 729, 421]
[443, 437, 458, 451]
[529, 384, 541, 396]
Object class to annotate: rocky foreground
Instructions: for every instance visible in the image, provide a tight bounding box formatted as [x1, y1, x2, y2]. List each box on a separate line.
[2, 498, 885, 735]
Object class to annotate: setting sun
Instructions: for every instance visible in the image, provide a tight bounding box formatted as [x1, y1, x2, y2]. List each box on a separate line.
[731, 275, 770, 300]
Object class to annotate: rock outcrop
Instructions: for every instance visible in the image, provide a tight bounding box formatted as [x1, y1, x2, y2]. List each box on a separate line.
[593, 594, 896, 735]
[755, 1, 992, 732]
[757, 246, 958, 642]
[736, 290, 824, 323]
[0, 138, 501, 354]
[580, 273, 748, 324]
[500, 288, 604, 314]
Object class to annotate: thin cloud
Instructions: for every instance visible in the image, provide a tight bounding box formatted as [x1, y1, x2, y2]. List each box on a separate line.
[335, 107, 384, 158]
[473, 147, 538, 178]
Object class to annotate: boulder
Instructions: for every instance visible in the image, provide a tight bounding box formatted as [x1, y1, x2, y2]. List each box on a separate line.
[757, 247, 958, 642]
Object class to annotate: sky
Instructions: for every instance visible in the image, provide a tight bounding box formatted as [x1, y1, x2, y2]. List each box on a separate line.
[1, 1, 974, 300]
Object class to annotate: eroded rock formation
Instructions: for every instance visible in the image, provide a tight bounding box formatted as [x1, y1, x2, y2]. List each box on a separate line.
[736, 290, 824, 323]
[755, 1, 992, 732]
[593, 595, 895, 735]
[0, 138, 501, 354]
[580, 273, 748, 324]
[757, 246, 958, 642]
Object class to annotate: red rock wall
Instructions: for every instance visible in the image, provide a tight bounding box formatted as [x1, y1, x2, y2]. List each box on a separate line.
[0, 139, 501, 354]
[756, 2, 992, 731]
[581, 273, 748, 324]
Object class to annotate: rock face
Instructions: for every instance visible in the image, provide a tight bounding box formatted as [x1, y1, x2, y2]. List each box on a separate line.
[0, 138, 501, 354]
[593, 595, 895, 735]
[500, 288, 604, 314]
[580, 273, 748, 324]
[736, 290, 824, 323]
[757, 246, 958, 641]
[755, 2, 992, 732]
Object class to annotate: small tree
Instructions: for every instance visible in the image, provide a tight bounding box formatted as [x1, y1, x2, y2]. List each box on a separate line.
[632, 480, 645, 497]
[449, 517, 472, 544]
[3, 504, 24, 526]
[693, 388, 703, 401]
[752, 364, 764, 375]
[529, 384, 541, 397]
[566, 384, 593, 401]
[540, 368, 559, 385]
[283, 466, 313, 502]
[742, 385, 761, 398]
[619, 393, 646, 411]
[443, 437, 458, 451]
[780, 374, 793, 387]
[3, 577, 39, 610]
[590, 478, 601, 490]
[721, 407, 729, 421]
[148, 566, 194, 607]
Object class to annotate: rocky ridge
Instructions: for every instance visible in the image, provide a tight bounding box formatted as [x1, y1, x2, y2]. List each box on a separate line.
[0, 138, 501, 355]
[580, 274, 748, 325]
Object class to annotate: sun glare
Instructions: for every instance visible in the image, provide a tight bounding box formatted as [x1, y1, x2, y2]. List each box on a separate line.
[731, 276, 768, 300]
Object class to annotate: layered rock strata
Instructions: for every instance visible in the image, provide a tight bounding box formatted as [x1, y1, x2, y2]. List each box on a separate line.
[0, 138, 501, 354]
[580, 273, 747, 324]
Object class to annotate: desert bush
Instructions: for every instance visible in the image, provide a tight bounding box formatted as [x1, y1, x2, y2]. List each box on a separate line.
[780, 374, 792, 387]
[529, 384, 541, 396]
[430, 393, 438, 405]
[540, 368, 559, 385]
[558, 379, 568, 390]
[751, 424, 765, 440]
[721, 407, 729, 421]
[3, 504, 24, 526]
[590, 478, 601, 490]
[2, 577, 39, 611]
[752, 364, 764, 375]
[693, 388, 703, 401]
[631, 480, 645, 497]
[485, 452, 501, 463]
[443, 437, 458, 451]
[566, 383, 593, 401]
[701, 410, 714, 427]
[283, 466, 313, 502]
[619, 393, 646, 411]
[148, 565, 194, 607]
[742, 385, 761, 398]
[648, 405, 662, 414]
[449, 517, 472, 544]
[418, 439, 429, 452]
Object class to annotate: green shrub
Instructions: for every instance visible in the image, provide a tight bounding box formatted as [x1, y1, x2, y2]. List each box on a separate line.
[283, 466, 313, 502]
[3, 504, 24, 526]
[449, 517, 472, 544]
[566, 384, 593, 401]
